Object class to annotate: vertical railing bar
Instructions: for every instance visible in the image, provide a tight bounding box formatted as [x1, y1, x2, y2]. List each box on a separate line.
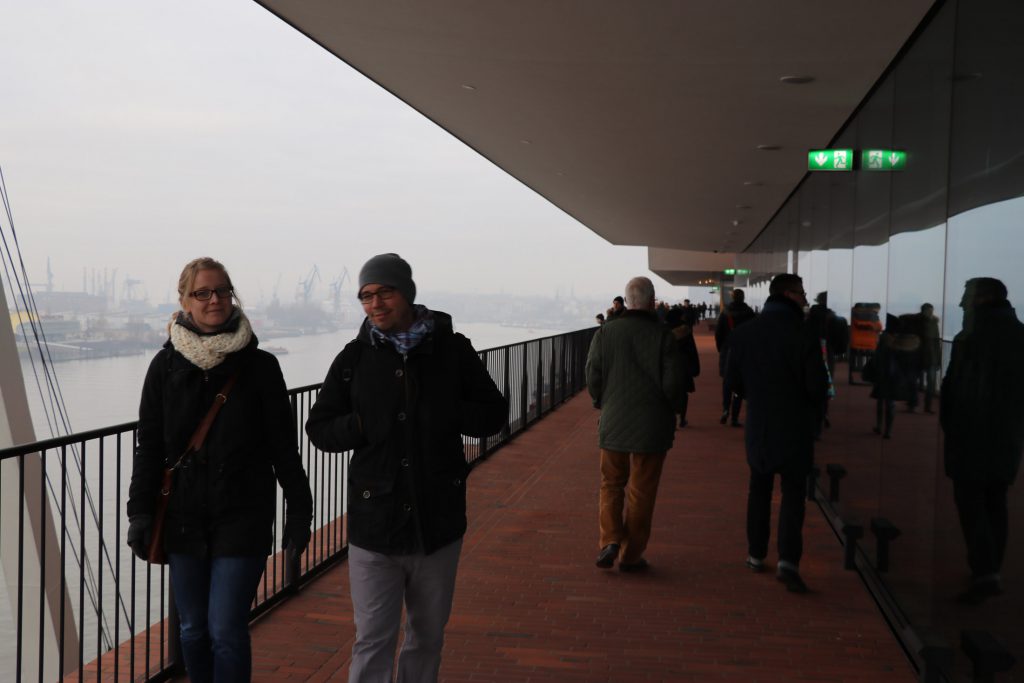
[97, 438, 104, 680]
[114, 436, 122, 683]
[129, 539, 136, 682]
[17, 453, 25, 683]
[78, 441, 86, 683]
[144, 561, 151, 677]
[159, 563, 165, 669]
[59, 444, 67, 681]
[38, 449, 47, 683]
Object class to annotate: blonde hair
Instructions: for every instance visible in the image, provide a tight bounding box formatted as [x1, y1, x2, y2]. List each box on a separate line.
[177, 257, 241, 309]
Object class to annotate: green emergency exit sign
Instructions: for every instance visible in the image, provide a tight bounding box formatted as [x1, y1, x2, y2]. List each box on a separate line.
[723, 268, 751, 276]
[861, 149, 907, 171]
[808, 149, 854, 171]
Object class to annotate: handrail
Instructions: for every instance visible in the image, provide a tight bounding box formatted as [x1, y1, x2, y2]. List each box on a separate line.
[0, 326, 596, 682]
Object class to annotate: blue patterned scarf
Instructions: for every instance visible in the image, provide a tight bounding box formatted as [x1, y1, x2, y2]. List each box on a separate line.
[370, 304, 435, 354]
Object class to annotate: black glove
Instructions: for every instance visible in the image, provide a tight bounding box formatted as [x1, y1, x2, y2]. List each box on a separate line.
[282, 516, 311, 555]
[126, 514, 152, 561]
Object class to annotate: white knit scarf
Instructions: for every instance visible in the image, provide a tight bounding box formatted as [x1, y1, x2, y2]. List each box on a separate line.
[169, 310, 253, 370]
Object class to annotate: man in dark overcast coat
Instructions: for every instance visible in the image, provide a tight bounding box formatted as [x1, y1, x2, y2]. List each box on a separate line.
[726, 273, 827, 593]
[941, 277, 1024, 603]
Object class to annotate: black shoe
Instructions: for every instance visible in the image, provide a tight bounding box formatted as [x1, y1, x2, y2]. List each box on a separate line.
[678, 418, 688, 429]
[730, 420, 742, 428]
[956, 579, 1003, 605]
[745, 556, 765, 573]
[720, 411, 729, 425]
[776, 567, 808, 593]
[618, 558, 649, 573]
[883, 432, 891, 439]
[595, 543, 619, 569]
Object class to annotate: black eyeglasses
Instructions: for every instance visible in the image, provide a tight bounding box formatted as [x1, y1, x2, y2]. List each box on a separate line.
[358, 286, 397, 305]
[190, 287, 233, 301]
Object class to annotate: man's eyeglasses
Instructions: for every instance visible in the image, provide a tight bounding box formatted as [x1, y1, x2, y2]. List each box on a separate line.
[358, 286, 397, 305]
[190, 287, 233, 301]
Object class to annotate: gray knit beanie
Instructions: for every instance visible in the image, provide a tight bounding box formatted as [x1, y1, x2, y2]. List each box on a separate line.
[358, 253, 416, 304]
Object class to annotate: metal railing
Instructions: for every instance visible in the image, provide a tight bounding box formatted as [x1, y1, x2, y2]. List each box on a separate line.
[0, 327, 595, 682]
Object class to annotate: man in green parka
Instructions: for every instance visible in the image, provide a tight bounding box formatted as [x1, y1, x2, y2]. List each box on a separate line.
[586, 276, 682, 572]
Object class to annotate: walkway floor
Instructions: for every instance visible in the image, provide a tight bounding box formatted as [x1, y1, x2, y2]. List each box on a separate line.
[217, 332, 916, 682]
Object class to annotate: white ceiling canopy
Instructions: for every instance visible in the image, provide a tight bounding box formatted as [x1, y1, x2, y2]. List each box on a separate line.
[255, 1, 935, 280]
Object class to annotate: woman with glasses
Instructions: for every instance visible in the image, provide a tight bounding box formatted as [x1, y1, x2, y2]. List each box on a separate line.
[127, 257, 312, 683]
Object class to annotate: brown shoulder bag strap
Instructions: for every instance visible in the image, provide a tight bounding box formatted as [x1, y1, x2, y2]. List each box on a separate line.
[173, 370, 241, 469]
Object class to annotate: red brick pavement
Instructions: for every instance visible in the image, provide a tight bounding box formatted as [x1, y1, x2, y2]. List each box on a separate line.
[176, 332, 917, 682]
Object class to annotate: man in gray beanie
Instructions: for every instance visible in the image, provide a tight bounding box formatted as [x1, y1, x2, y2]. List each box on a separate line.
[306, 253, 508, 682]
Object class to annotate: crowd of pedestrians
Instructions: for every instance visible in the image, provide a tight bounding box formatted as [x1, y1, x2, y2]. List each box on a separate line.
[587, 273, 1022, 605]
[124, 255, 1020, 681]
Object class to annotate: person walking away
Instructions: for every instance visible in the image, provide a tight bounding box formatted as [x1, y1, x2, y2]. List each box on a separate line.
[586, 277, 682, 572]
[726, 274, 827, 593]
[864, 315, 920, 438]
[918, 303, 941, 413]
[665, 306, 700, 428]
[806, 292, 847, 433]
[128, 257, 313, 683]
[305, 253, 508, 682]
[715, 288, 756, 426]
[941, 277, 1024, 603]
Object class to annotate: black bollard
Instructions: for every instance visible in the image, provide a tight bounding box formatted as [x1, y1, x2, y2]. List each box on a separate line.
[806, 466, 821, 501]
[961, 630, 1015, 683]
[917, 634, 953, 683]
[841, 523, 863, 570]
[825, 464, 847, 503]
[870, 518, 901, 572]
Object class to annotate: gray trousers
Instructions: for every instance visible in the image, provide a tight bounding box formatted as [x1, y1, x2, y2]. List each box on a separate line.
[347, 538, 463, 683]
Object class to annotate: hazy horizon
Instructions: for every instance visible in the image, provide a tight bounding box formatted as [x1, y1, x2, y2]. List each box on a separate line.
[1, 1, 708, 310]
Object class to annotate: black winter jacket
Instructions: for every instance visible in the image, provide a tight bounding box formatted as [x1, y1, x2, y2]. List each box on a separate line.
[305, 311, 507, 555]
[128, 336, 313, 557]
[725, 296, 828, 474]
[941, 301, 1024, 484]
[715, 301, 756, 376]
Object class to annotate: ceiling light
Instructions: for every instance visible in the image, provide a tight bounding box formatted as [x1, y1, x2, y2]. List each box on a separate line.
[743, 181, 763, 187]
[461, 84, 477, 91]
[731, 219, 742, 227]
[520, 139, 531, 145]
[756, 144, 781, 151]
[780, 75, 815, 85]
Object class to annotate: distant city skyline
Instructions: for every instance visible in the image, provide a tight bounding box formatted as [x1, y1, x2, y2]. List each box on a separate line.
[1, 1, 706, 309]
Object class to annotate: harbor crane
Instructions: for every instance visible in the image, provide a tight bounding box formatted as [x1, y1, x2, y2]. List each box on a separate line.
[328, 267, 351, 313]
[297, 265, 321, 306]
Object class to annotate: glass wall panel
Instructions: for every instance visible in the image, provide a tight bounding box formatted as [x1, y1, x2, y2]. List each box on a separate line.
[837, 74, 897, 564]
[933, 1, 1024, 674]
[875, 0, 955, 635]
[738, 1, 1024, 673]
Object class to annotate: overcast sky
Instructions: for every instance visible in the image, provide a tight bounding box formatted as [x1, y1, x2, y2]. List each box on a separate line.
[0, 0, 699, 309]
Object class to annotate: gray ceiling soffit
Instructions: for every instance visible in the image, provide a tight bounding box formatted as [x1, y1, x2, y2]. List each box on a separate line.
[256, 1, 934, 254]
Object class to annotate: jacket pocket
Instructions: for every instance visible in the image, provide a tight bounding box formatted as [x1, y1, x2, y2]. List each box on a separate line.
[347, 474, 395, 540]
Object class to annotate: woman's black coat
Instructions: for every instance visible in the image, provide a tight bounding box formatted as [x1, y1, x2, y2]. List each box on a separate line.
[305, 311, 508, 556]
[128, 336, 313, 557]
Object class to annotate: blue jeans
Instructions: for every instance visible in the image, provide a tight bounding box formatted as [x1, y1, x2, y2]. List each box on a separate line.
[168, 554, 266, 683]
